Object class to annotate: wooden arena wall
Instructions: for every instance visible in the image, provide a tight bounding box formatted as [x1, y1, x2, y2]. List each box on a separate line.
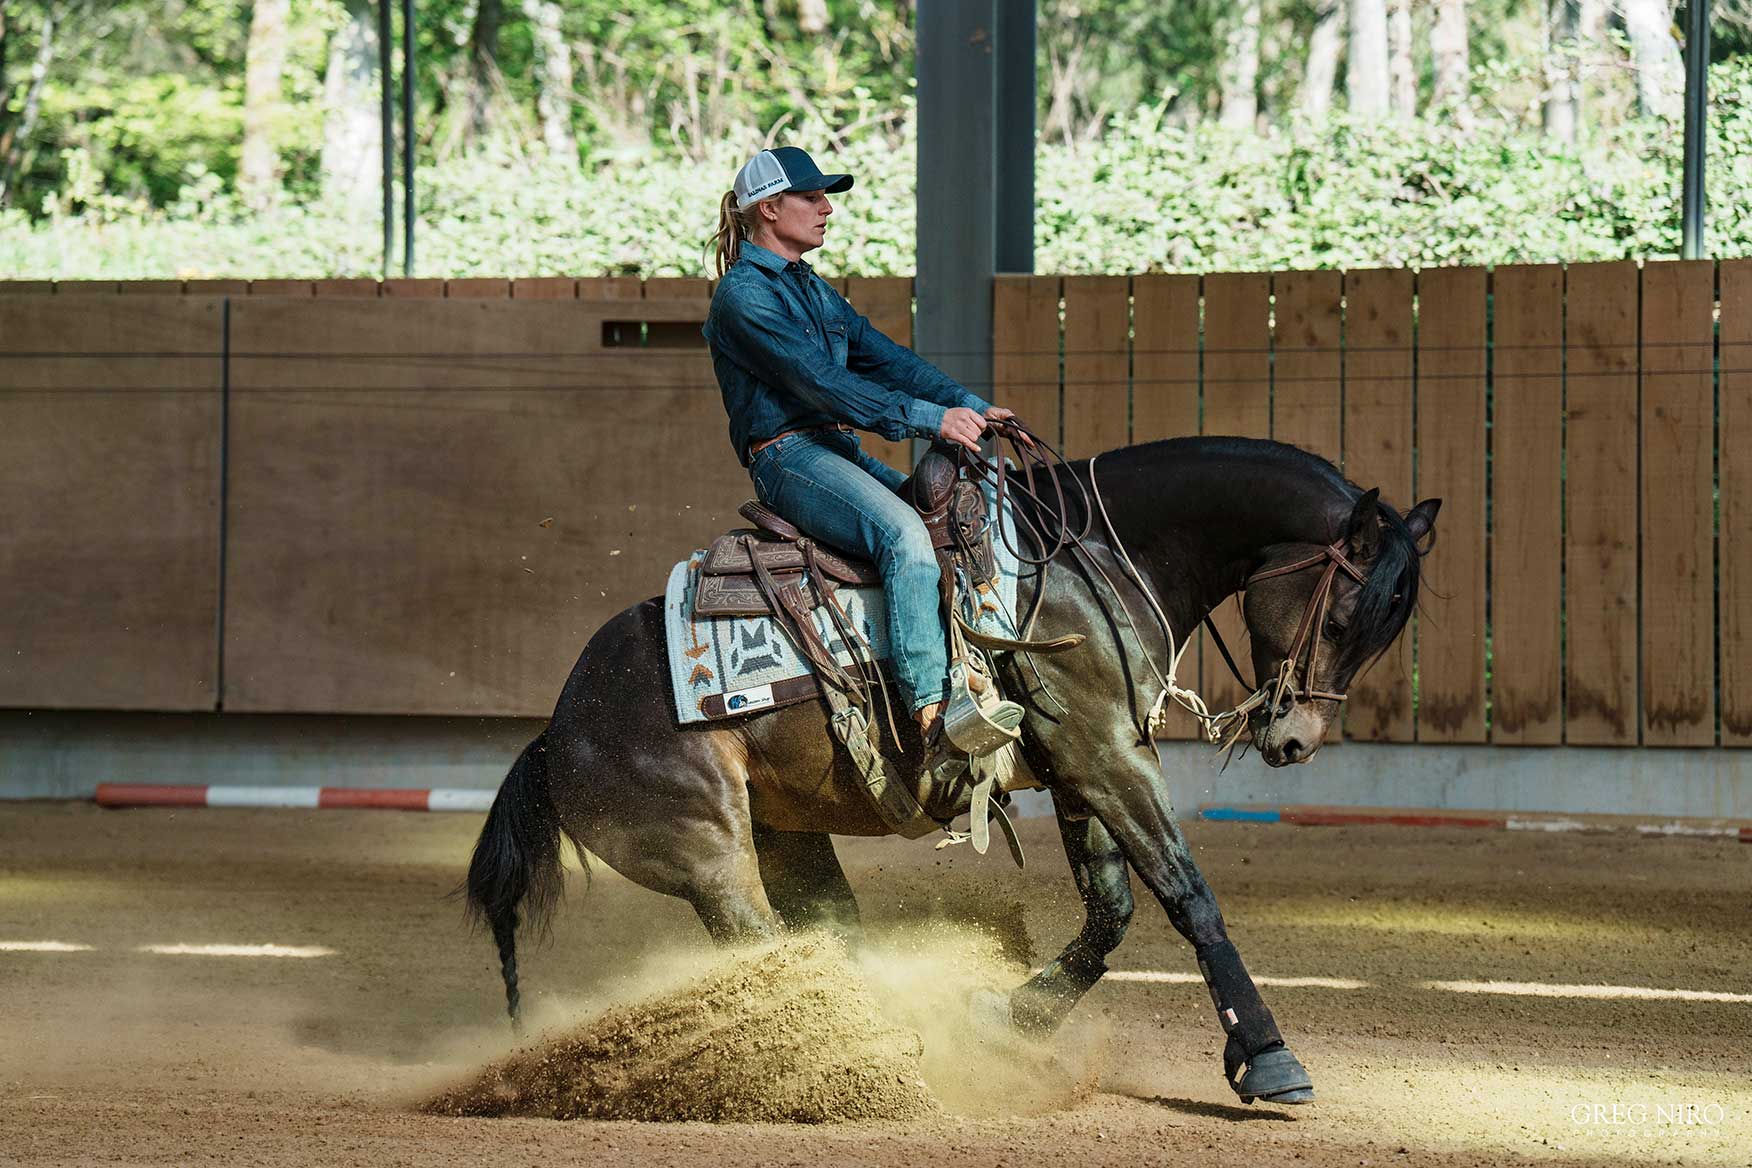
[0, 265, 1741, 750]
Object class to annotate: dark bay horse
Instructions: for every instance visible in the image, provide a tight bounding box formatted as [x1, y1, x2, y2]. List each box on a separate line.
[464, 435, 1439, 1106]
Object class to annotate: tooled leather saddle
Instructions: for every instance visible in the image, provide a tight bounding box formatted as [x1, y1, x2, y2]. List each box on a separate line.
[691, 445, 996, 624]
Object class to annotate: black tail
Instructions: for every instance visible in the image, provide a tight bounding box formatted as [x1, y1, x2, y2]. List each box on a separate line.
[463, 732, 566, 1025]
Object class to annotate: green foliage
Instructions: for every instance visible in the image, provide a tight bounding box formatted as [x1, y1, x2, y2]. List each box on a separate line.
[15, 57, 1752, 280]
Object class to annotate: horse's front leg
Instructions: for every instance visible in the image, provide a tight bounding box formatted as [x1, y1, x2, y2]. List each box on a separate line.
[1082, 758, 1315, 1105]
[1008, 797, 1134, 1033]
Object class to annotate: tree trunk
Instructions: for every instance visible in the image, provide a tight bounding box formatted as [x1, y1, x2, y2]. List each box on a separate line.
[467, 0, 504, 143]
[1301, 0, 1345, 117]
[0, 3, 55, 209]
[1347, 0, 1389, 116]
[1430, 0, 1470, 108]
[1388, 0, 1414, 116]
[1219, 0, 1261, 130]
[1543, 0, 1579, 144]
[1621, 0, 1682, 120]
[320, 0, 380, 212]
[523, 0, 575, 159]
[240, 0, 290, 208]
[797, 0, 829, 37]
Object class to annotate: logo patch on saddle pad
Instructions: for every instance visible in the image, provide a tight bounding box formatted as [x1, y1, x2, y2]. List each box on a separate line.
[662, 484, 1022, 725]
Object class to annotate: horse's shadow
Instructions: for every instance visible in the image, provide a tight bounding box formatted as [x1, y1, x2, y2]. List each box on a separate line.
[1119, 1093, 1300, 1123]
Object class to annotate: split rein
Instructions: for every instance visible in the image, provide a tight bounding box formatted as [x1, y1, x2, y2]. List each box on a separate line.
[961, 421, 1363, 756]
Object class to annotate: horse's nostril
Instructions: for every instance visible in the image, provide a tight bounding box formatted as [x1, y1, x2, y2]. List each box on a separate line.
[1282, 739, 1304, 763]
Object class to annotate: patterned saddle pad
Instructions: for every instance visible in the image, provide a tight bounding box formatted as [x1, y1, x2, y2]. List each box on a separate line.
[664, 484, 1022, 724]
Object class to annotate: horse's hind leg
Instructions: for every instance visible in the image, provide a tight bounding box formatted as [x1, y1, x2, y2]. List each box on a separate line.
[1008, 800, 1133, 1033]
[751, 824, 862, 939]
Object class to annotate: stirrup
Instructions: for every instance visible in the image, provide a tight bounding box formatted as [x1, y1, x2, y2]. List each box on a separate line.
[943, 656, 1024, 758]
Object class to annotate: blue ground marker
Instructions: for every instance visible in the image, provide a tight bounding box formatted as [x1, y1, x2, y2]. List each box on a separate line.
[1199, 807, 1283, 823]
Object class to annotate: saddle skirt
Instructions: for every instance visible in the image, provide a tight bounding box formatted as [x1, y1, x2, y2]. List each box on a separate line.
[663, 478, 1023, 725]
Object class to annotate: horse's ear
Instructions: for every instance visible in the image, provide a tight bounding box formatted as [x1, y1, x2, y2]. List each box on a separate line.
[1345, 488, 1381, 559]
[1404, 498, 1442, 549]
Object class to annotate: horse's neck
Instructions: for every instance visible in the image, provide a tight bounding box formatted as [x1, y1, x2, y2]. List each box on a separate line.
[1023, 441, 1347, 631]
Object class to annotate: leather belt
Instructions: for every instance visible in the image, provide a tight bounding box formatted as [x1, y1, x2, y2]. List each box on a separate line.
[750, 423, 852, 458]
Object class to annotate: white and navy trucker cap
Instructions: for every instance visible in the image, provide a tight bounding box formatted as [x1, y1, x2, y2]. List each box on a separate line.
[733, 146, 853, 210]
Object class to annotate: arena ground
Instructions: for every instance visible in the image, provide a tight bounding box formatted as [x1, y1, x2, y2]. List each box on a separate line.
[1, 801, 1747, 1166]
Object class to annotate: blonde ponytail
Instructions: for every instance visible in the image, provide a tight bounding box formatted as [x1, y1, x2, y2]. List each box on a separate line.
[711, 189, 772, 279]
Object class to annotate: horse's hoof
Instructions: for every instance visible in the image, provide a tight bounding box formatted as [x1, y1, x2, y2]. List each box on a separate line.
[1232, 1045, 1315, 1105]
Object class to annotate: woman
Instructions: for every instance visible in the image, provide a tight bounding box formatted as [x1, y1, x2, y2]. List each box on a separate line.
[702, 145, 1017, 774]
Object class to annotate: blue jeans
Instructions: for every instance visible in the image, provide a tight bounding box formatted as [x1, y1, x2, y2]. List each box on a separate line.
[749, 430, 946, 712]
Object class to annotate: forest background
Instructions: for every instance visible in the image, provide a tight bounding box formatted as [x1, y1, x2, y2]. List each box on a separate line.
[0, 0, 1748, 279]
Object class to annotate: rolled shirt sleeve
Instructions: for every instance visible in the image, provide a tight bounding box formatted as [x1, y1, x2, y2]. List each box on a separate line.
[709, 287, 940, 443]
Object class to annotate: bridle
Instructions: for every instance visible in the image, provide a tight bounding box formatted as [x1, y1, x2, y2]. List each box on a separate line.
[1204, 538, 1368, 740]
[962, 417, 1374, 755]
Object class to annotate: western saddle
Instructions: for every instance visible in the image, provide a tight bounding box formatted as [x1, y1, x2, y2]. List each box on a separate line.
[690, 445, 1051, 859]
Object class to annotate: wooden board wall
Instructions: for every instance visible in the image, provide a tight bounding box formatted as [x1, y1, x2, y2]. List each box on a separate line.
[1489, 265, 1565, 744]
[223, 295, 741, 716]
[0, 268, 1735, 749]
[1343, 268, 1415, 742]
[1414, 267, 1488, 742]
[0, 295, 224, 710]
[1639, 261, 1716, 745]
[993, 276, 1064, 446]
[1062, 276, 1130, 459]
[1563, 261, 1640, 745]
[1722, 260, 1752, 746]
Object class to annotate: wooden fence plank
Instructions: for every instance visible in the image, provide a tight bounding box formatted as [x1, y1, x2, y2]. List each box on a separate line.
[1343, 268, 1416, 741]
[0, 296, 224, 710]
[118, 280, 186, 294]
[1563, 261, 1640, 745]
[512, 278, 578, 299]
[312, 279, 379, 298]
[55, 281, 120, 294]
[577, 276, 643, 300]
[1200, 272, 1272, 712]
[184, 279, 250, 295]
[380, 279, 445, 298]
[1640, 260, 1716, 745]
[1415, 266, 1488, 742]
[842, 275, 916, 473]
[0, 280, 54, 293]
[1721, 259, 1752, 745]
[645, 278, 712, 299]
[992, 275, 1062, 447]
[1131, 274, 1200, 443]
[249, 280, 313, 296]
[223, 297, 736, 716]
[1271, 269, 1342, 462]
[1489, 264, 1565, 743]
[1061, 276, 1130, 459]
[445, 278, 511, 298]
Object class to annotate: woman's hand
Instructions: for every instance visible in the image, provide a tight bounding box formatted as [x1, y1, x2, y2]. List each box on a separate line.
[982, 405, 1034, 447]
[939, 406, 986, 452]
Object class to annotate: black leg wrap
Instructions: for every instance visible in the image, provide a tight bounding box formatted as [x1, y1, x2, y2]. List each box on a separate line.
[1197, 940, 1312, 1104]
[1196, 939, 1282, 1055]
[1009, 945, 1108, 1035]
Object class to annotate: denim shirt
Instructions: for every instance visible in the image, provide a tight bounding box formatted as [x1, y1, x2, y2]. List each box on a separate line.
[702, 241, 991, 466]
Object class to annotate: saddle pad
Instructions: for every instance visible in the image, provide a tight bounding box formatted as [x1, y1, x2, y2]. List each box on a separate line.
[664, 482, 1023, 724]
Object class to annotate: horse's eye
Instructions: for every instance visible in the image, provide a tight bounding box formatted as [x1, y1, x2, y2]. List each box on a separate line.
[1325, 618, 1346, 640]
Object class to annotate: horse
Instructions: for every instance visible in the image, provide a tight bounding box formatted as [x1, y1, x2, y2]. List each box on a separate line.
[463, 433, 1439, 1106]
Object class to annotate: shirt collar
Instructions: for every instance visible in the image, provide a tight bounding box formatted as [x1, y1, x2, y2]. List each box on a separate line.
[740, 240, 812, 277]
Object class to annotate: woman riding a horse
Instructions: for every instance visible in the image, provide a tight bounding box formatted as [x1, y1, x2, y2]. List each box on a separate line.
[702, 145, 1019, 784]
